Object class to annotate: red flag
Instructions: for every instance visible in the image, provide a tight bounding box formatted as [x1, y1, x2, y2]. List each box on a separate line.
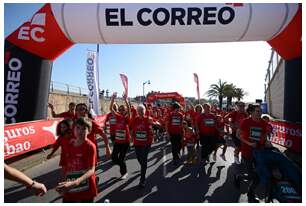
[120, 74, 128, 97]
[193, 73, 200, 100]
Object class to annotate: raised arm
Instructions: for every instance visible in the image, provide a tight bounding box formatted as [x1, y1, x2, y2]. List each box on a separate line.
[124, 95, 131, 119]
[109, 92, 117, 115]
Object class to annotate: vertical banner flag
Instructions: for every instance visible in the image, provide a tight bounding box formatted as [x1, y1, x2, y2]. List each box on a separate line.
[193, 73, 200, 101]
[86, 50, 101, 116]
[120, 74, 128, 97]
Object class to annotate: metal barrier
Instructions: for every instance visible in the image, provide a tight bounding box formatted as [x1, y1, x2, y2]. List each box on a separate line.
[50, 81, 89, 96]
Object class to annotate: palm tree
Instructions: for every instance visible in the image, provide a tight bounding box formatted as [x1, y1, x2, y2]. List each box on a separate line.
[234, 88, 247, 101]
[224, 83, 236, 110]
[207, 79, 227, 109]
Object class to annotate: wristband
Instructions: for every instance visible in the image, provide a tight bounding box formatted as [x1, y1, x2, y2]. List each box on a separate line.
[27, 180, 35, 189]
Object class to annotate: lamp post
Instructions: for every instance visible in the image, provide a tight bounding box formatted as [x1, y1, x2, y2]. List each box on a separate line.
[142, 80, 150, 100]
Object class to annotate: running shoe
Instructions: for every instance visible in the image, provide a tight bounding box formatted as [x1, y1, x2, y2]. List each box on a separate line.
[120, 173, 128, 180]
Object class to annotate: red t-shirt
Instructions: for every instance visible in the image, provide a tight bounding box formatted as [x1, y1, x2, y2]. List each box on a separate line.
[131, 107, 137, 119]
[53, 135, 72, 167]
[87, 120, 103, 150]
[114, 113, 130, 144]
[131, 116, 153, 146]
[58, 111, 75, 119]
[145, 108, 153, 118]
[167, 112, 184, 135]
[185, 109, 195, 125]
[227, 111, 248, 132]
[184, 127, 197, 147]
[197, 113, 218, 136]
[106, 112, 117, 136]
[63, 139, 97, 201]
[240, 117, 269, 159]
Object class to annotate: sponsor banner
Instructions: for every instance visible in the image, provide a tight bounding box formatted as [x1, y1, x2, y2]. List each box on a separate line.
[49, 3, 300, 60]
[268, 120, 302, 153]
[4, 41, 52, 124]
[6, 3, 73, 60]
[193, 73, 200, 100]
[86, 51, 101, 116]
[120, 74, 128, 97]
[4, 119, 62, 160]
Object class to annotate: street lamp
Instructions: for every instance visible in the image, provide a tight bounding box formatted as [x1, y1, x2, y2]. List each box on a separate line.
[143, 80, 151, 98]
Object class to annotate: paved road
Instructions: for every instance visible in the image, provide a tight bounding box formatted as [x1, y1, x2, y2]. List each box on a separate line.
[4, 138, 267, 203]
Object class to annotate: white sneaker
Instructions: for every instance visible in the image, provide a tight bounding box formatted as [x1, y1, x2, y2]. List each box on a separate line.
[120, 173, 128, 180]
[234, 156, 240, 164]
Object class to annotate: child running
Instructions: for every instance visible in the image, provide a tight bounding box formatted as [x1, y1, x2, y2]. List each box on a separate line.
[47, 119, 73, 179]
[56, 117, 97, 203]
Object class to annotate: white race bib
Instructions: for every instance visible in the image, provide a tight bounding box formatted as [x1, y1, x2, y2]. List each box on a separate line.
[116, 130, 126, 140]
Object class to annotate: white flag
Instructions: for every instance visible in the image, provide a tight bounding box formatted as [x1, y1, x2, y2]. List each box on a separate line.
[86, 50, 100, 116]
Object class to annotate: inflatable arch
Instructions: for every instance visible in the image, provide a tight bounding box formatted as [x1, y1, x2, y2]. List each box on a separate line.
[146, 92, 185, 106]
[4, 3, 301, 124]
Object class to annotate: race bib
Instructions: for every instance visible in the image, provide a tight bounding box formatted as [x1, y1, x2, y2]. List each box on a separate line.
[66, 170, 89, 193]
[116, 130, 126, 140]
[204, 119, 215, 126]
[172, 117, 181, 126]
[187, 141, 195, 147]
[109, 117, 116, 125]
[135, 131, 147, 141]
[276, 181, 301, 201]
[249, 127, 262, 141]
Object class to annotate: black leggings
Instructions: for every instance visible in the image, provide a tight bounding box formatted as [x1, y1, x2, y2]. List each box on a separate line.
[135, 145, 151, 182]
[170, 134, 183, 160]
[111, 143, 129, 175]
[199, 135, 217, 159]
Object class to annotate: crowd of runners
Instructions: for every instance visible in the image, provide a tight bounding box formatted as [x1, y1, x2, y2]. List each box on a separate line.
[8, 92, 299, 203]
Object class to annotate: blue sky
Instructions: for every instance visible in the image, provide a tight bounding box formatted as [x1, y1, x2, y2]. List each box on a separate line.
[4, 3, 272, 102]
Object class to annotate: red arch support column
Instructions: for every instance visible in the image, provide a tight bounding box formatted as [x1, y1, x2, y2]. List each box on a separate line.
[4, 3, 301, 123]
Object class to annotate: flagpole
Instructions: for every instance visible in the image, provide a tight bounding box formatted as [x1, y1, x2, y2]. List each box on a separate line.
[96, 44, 100, 93]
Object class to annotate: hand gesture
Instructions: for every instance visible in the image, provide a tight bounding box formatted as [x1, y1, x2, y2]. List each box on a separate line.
[56, 181, 75, 194]
[32, 181, 47, 196]
[112, 92, 117, 98]
[46, 154, 52, 160]
[48, 103, 54, 110]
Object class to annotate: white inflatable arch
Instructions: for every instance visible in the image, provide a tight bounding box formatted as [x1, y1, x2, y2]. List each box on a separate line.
[4, 3, 301, 123]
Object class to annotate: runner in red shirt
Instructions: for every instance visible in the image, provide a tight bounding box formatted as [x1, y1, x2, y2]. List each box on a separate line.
[49, 102, 76, 119]
[131, 104, 153, 187]
[105, 103, 119, 143]
[56, 117, 97, 203]
[185, 104, 195, 127]
[234, 104, 269, 203]
[75, 103, 111, 163]
[225, 101, 248, 164]
[130, 105, 137, 119]
[213, 115, 227, 161]
[47, 119, 74, 179]
[166, 102, 184, 165]
[196, 103, 219, 163]
[183, 121, 197, 164]
[194, 104, 203, 149]
[110, 92, 131, 179]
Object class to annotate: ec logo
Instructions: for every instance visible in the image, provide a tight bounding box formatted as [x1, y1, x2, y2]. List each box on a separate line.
[17, 13, 46, 43]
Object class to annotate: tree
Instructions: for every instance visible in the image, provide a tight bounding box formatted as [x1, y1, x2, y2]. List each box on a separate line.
[224, 83, 236, 110]
[207, 79, 227, 109]
[234, 88, 247, 101]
